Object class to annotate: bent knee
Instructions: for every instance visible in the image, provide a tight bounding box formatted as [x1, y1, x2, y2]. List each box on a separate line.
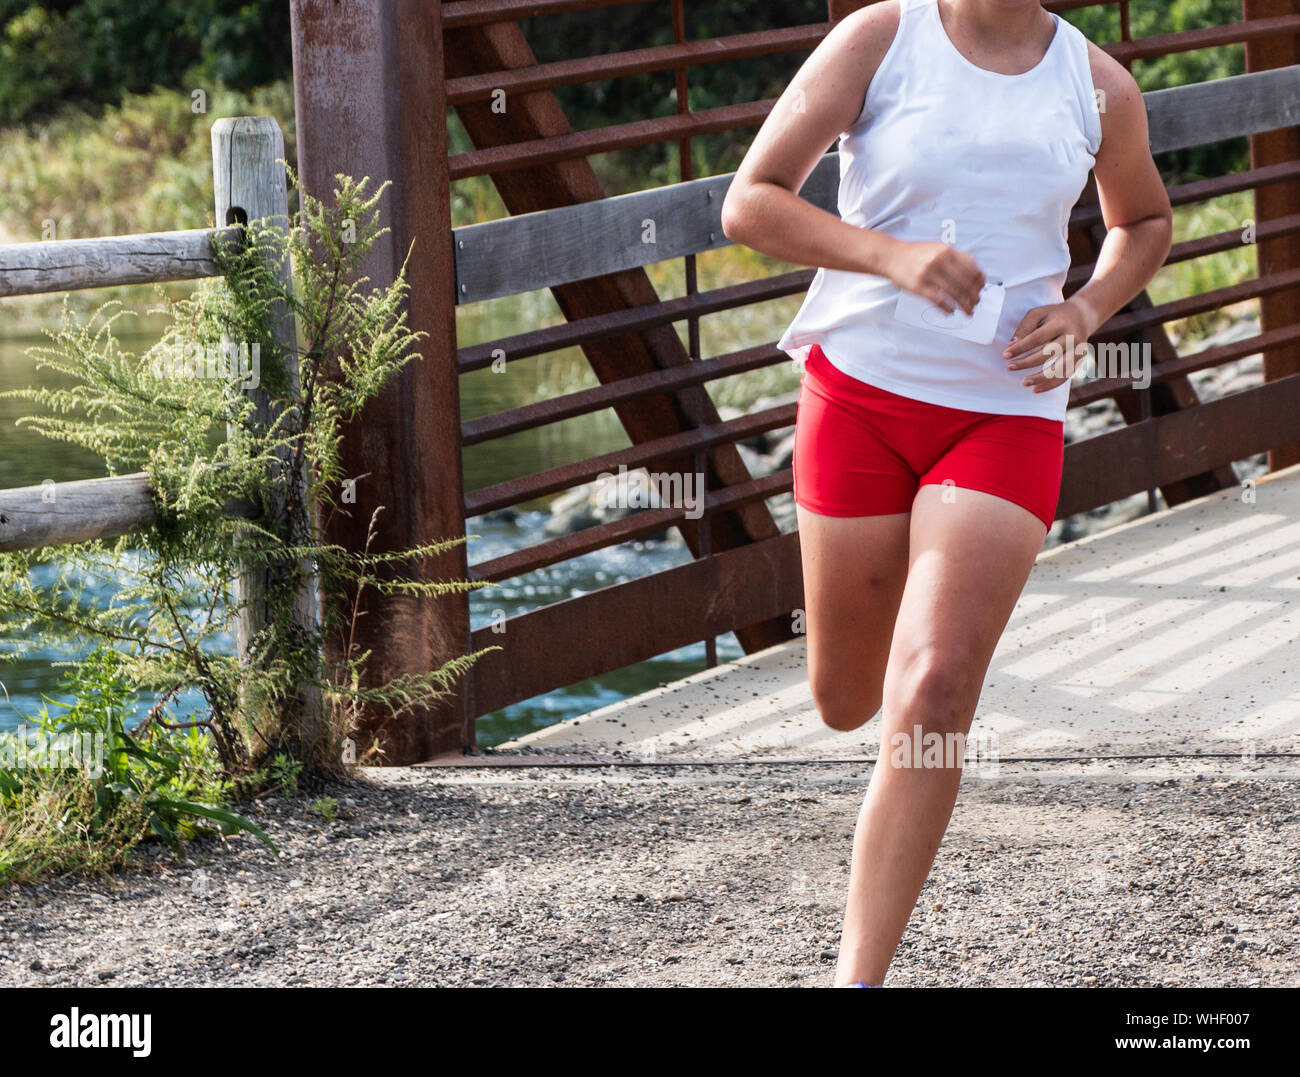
[811, 682, 882, 732]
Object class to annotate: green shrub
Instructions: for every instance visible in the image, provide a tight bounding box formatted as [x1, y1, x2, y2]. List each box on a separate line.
[1, 170, 499, 795]
[0, 0, 290, 127]
[0, 646, 274, 885]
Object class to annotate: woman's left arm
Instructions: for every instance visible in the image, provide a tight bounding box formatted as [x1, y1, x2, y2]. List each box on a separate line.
[1007, 46, 1174, 392]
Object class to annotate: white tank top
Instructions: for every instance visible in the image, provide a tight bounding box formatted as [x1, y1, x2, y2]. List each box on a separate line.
[776, 0, 1102, 420]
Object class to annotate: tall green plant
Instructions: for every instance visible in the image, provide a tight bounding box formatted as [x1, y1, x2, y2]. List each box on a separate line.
[0, 171, 499, 785]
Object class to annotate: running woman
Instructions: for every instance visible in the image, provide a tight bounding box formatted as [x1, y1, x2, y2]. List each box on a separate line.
[721, 0, 1171, 986]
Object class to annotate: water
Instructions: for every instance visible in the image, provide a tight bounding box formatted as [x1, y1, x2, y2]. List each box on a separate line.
[0, 324, 752, 746]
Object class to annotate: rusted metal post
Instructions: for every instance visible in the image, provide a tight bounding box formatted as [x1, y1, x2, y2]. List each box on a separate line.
[290, 1, 471, 762]
[1244, 0, 1300, 472]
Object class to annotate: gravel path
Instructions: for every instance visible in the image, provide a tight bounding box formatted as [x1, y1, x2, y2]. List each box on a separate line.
[2, 757, 1296, 987]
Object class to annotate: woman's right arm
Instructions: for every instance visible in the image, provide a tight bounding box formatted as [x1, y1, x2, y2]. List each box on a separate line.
[720, 2, 983, 316]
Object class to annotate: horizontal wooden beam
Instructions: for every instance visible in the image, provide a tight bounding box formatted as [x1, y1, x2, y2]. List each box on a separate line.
[468, 529, 802, 716]
[0, 227, 234, 298]
[0, 474, 156, 552]
[1145, 64, 1300, 154]
[1058, 371, 1300, 518]
[0, 473, 258, 552]
[452, 66, 1300, 303]
[452, 153, 836, 304]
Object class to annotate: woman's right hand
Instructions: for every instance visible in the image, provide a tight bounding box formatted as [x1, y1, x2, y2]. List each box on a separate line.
[884, 240, 986, 316]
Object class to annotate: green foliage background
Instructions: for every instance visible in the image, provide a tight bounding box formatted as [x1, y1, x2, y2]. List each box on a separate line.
[0, 0, 289, 126]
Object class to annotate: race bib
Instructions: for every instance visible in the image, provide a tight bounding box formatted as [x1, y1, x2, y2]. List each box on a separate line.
[893, 281, 1006, 346]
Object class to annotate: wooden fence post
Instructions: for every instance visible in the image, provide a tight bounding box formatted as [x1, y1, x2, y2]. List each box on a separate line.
[211, 116, 323, 755]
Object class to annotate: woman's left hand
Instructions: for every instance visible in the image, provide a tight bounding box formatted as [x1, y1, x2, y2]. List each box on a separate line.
[1003, 297, 1099, 393]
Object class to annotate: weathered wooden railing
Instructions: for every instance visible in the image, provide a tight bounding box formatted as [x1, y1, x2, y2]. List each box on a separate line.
[0, 228, 234, 297]
[0, 474, 161, 550]
[0, 117, 317, 732]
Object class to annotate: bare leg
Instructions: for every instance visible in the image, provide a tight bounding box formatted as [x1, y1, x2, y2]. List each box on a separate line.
[832, 485, 1048, 986]
[796, 505, 911, 731]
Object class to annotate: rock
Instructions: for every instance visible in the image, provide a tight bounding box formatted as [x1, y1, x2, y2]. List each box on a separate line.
[720, 405, 768, 452]
[736, 442, 774, 478]
[544, 485, 601, 536]
[769, 431, 797, 472]
[543, 468, 686, 539]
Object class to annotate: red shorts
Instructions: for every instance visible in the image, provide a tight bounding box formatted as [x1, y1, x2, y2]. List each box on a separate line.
[792, 343, 1064, 530]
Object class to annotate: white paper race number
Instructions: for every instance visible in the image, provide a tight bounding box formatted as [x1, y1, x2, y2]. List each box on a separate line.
[893, 280, 1006, 346]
